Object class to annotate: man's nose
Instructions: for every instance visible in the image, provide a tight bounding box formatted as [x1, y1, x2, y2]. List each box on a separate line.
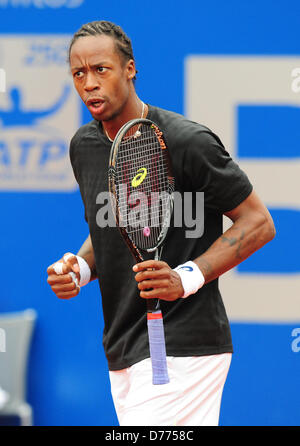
[84, 72, 99, 91]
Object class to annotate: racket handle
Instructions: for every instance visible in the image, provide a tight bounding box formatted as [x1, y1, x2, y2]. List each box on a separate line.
[147, 310, 170, 385]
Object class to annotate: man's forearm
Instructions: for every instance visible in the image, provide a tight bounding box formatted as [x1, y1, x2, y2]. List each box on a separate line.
[77, 234, 98, 281]
[194, 205, 275, 284]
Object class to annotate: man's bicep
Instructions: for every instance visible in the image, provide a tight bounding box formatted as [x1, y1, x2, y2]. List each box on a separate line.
[224, 190, 274, 227]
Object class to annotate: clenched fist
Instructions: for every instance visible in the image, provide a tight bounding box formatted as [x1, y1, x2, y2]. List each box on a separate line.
[47, 253, 81, 299]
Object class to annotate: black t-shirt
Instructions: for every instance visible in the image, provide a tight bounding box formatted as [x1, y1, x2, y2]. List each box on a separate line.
[70, 105, 253, 371]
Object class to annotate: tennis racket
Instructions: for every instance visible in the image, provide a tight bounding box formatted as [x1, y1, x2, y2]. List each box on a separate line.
[108, 118, 175, 385]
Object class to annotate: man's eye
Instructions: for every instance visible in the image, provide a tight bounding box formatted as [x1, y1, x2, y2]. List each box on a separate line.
[97, 67, 108, 73]
[74, 71, 83, 78]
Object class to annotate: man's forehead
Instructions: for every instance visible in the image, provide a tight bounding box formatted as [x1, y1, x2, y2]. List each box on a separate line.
[70, 34, 119, 61]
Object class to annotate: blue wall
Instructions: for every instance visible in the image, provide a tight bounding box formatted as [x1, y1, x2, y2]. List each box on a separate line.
[0, 0, 299, 426]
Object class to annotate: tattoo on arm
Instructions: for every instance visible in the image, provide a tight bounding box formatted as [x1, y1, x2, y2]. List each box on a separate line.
[221, 235, 237, 246]
[221, 228, 245, 259]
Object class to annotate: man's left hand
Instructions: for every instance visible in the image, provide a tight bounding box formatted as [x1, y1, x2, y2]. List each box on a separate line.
[133, 260, 184, 301]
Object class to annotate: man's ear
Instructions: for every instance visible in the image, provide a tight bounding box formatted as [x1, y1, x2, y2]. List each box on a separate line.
[126, 59, 136, 81]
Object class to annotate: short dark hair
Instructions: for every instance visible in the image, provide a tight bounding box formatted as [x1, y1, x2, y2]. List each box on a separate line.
[68, 21, 137, 80]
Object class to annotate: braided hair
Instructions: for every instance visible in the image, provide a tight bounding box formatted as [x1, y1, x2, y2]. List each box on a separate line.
[68, 21, 137, 80]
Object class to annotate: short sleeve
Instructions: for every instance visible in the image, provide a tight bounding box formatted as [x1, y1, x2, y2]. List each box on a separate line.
[183, 130, 253, 213]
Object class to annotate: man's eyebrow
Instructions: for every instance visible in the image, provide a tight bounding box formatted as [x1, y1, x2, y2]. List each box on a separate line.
[71, 61, 110, 72]
[70, 66, 83, 72]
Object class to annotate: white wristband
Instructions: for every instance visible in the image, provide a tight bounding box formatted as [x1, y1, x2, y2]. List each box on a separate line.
[173, 261, 205, 298]
[63, 253, 91, 287]
[76, 255, 91, 287]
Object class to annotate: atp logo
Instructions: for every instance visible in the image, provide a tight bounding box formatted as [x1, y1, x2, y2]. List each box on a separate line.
[0, 35, 80, 191]
[0, 85, 69, 127]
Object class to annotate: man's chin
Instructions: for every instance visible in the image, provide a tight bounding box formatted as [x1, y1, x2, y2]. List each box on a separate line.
[89, 109, 114, 122]
[90, 111, 107, 121]
[90, 113, 102, 121]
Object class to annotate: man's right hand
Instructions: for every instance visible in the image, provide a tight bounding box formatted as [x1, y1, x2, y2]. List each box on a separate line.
[47, 253, 81, 299]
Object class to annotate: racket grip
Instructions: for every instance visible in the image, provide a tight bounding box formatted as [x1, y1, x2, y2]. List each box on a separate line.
[147, 310, 170, 385]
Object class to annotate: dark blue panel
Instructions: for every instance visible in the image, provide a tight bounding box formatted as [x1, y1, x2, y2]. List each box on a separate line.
[238, 209, 300, 274]
[220, 323, 300, 426]
[237, 105, 300, 158]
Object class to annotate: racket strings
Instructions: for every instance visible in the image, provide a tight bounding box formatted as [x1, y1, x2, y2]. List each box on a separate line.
[114, 124, 172, 250]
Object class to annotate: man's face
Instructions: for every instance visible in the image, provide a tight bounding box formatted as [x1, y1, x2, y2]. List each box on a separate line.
[70, 34, 135, 122]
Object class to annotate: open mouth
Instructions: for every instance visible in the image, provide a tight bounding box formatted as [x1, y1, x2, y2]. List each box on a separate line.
[86, 98, 105, 113]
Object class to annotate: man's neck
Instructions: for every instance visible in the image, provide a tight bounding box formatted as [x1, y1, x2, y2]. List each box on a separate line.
[102, 95, 147, 141]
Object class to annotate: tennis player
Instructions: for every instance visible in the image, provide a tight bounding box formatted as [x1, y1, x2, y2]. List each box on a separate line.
[46, 21, 275, 426]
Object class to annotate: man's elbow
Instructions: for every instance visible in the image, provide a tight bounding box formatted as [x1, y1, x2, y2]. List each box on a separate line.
[260, 212, 276, 246]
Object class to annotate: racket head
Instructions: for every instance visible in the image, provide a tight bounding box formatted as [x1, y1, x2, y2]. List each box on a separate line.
[108, 118, 175, 255]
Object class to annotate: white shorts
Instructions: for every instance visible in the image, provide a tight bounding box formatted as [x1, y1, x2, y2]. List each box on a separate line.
[109, 353, 232, 426]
